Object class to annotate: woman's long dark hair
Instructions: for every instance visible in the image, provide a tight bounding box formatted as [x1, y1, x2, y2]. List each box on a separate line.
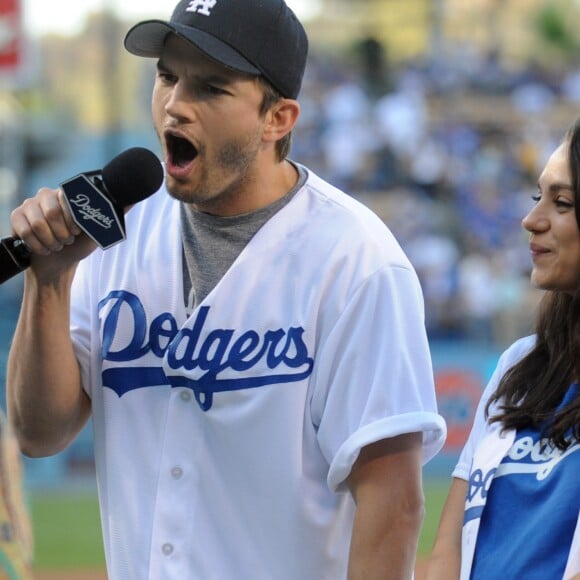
[485, 118, 580, 450]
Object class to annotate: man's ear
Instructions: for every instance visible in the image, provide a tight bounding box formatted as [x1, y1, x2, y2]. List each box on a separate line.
[262, 99, 300, 143]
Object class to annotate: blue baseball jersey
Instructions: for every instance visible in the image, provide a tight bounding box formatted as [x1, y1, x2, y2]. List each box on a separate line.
[471, 384, 580, 579]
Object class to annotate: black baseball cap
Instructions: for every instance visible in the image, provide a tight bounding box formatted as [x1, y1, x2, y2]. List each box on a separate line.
[124, 0, 309, 99]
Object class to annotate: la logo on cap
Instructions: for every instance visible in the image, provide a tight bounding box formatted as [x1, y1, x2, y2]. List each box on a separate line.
[186, 0, 218, 16]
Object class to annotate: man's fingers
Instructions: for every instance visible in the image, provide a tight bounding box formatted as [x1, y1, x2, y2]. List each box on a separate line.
[57, 189, 82, 239]
[11, 188, 79, 255]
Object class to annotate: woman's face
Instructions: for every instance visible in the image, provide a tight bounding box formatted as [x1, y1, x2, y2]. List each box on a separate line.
[522, 141, 580, 293]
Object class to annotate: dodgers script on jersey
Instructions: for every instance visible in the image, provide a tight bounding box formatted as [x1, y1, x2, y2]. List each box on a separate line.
[70, 167, 446, 579]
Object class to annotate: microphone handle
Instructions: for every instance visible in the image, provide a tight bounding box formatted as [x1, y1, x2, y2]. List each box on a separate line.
[0, 237, 31, 284]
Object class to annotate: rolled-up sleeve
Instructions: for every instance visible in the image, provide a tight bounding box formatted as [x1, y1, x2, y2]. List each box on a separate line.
[309, 264, 447, 492]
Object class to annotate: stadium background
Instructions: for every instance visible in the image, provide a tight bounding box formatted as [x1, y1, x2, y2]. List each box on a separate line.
[1, 0, 580, 575]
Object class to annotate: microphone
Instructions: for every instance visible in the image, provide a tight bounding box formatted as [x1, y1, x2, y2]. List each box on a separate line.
[0, 147, 164, 285]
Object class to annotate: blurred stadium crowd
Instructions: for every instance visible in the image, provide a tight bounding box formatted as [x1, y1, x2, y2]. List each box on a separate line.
[5, 15, 580, 351]
[291, 43, 580, 347]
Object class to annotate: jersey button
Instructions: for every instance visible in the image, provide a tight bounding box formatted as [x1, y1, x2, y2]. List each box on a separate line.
[180, 390, 191, 402]
[162, 543, 174, 556]
[171, 467, 183, 480]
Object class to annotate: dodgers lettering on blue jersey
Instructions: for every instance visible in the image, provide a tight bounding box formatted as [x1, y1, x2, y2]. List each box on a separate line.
[468, 384, 580, 579]
[98, 291, 314, 410]
[464, 466, 496, 525]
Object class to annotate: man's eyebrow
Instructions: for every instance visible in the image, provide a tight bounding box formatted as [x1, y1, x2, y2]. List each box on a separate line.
[197, 72, 233, 84]
[155, 61, 232, 85]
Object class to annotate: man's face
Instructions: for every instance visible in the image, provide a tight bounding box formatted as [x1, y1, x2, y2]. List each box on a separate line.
[152, 35, 267, 216]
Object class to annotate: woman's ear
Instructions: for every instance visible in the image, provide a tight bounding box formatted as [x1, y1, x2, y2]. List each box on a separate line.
[262, 99, 301, 144]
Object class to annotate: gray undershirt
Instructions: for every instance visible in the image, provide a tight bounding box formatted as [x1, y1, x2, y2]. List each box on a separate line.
[181, 164, 307, 314]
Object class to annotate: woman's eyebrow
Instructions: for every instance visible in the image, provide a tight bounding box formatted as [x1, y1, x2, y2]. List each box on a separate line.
[537, 180, 574, 193]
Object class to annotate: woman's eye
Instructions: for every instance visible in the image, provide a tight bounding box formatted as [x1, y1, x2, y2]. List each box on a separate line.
[555, 198, 574, 209]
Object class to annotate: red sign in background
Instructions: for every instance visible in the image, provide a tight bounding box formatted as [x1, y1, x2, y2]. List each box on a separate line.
[0, 0, 21, 72]
[435, 369, 483, 450]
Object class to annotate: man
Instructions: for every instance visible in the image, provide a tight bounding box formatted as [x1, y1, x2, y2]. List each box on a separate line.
[6, 1, 446, 578]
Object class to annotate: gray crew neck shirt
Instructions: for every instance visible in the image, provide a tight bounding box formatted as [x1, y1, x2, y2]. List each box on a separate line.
[180, 163, 307, 314]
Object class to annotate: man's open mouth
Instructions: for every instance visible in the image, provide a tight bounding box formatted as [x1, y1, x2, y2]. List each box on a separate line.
[166, 133, 198, 168]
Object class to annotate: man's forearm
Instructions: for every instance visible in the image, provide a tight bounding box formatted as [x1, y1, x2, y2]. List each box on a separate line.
[7, 269, 90, 457]
[347, 433, 425, 580]
[348, 495, 424, 579]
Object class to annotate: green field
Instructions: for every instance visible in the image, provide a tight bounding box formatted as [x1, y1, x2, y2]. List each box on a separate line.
[418, 479, 450, 554]
[30, 492, 105, 569]
[29, 478, 451, 570]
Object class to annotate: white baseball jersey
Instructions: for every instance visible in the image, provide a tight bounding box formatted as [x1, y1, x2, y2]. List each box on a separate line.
[70, 167, 446, 580]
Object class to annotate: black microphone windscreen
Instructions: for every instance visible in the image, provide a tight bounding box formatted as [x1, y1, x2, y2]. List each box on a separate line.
[101, 147, 164, 206]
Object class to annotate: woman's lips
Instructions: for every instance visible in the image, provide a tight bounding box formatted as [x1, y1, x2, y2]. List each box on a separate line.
[530, 243, 550, 259]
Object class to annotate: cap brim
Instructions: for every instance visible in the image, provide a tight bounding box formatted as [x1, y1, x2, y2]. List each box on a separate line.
[124, 20, 260, 76]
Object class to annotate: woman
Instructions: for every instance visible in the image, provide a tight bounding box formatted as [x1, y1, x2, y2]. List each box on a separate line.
[427, 119, 580, 580]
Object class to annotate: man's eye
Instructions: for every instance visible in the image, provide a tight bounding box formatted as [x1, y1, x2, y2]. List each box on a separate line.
[202, 84, 226, 95]
[157, 72, 176, 83]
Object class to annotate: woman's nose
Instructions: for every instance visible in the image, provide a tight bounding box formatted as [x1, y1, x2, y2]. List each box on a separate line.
[522, 204, 549, 233]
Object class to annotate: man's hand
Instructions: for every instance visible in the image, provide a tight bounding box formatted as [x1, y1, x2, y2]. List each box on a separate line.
[10, 187, 97, 279]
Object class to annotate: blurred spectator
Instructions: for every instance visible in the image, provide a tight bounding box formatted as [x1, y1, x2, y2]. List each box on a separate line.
[319, 74, 377, 191]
